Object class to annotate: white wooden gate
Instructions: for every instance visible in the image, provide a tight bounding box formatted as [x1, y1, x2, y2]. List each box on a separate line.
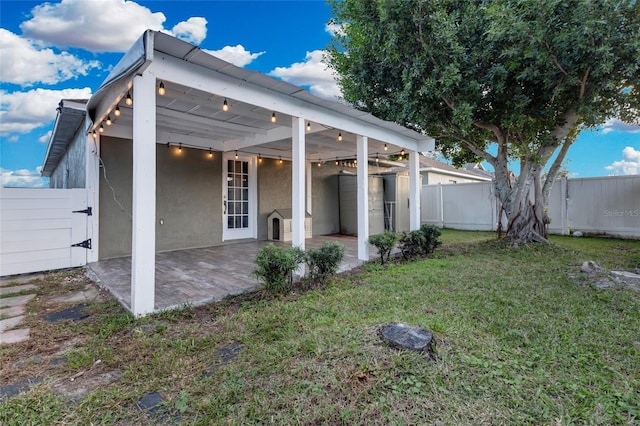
[0, 188, 90, 276]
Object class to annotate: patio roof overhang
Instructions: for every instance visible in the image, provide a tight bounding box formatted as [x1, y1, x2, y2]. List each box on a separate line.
[87, 30, 435, 160]
[41, 99, 88, 177]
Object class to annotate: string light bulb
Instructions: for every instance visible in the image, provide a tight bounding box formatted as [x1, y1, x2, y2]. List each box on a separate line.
[335, 158, 339, 165]
[306, 122, 311, 131]
[208, 148, 213, 158]
[114, 106, 121, 117]
[376, 153, 379, 163]
[279, 156, 283, 164]
[271, 112, 277, 123]
[158, 81, 166, 96]
[318, 159, 322, 167]
[223, 98, 229, 111]
[106, 115, 112, 126]
[384, 143, 388, 151]
[178, 143, 182, 152]
[99, 123, 104, 133]
[258, 154, 262, 163]
[401, 148, 405, 156]
[125, 92, 132, 106]
[92, 130, 97, 138]
[338, 132, 342, 142]
[235, 150, 238, 159]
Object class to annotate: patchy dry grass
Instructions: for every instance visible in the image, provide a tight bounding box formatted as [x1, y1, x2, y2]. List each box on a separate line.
[1, 230, 639, 425]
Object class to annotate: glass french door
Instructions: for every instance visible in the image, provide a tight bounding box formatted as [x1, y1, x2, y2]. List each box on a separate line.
[222, 153, 256, 240]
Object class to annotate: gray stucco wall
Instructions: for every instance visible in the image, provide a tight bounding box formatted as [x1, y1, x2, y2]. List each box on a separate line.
[49, 124, 87, 189]
[99, 137, 222, 259]
[257, 159, 292, 240]
[311, 162, 342, 235]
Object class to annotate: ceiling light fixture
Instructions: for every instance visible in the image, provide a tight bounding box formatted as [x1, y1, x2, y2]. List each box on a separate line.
[158, 81, 166, 96]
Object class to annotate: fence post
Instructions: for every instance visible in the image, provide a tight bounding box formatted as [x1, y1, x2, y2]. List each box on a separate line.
[560, 176, 569, 235]
[438, 183, 444, 228]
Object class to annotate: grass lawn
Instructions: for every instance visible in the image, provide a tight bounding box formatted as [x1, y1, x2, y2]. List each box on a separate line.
[1, 230, 639, 424]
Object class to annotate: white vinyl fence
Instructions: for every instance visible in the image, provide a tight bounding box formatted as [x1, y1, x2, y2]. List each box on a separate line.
[421, 175, 640, 238]
[0, 188, 91, 276]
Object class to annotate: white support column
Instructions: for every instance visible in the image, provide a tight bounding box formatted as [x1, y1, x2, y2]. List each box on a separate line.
[306, 160, 312, 214]
[409, 150, 421, 230]
[356, 135, 369, 261]
[291, 117, 306, 252]
[85, 128, 100, 263]
[131, 73, 156, 317]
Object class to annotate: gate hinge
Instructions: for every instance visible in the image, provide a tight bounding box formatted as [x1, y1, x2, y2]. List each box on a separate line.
[72, 207, 92, 216]
[71, 239, 92, 249]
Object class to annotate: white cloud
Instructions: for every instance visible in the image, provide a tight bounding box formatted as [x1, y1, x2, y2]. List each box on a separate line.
[325, 22, 344, 37]
[0, 87, 92, 136]
[269, 50, 342, 100]
[170, 17, 207, 45]
[605, 146, 640, 175]
[601, 118, 640, 134]
[1, 167, 48, 188]
[0, 29, 100, 87]
[20, 0, 207, 52]
[38, 130, 53, 144]
[204, 45, 265, 67]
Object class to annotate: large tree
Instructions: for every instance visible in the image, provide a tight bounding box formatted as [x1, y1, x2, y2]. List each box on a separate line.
[328, 0, 639, 244]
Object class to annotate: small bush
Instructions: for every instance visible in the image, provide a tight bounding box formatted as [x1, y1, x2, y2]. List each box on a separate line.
[368, 231, 398, 266]
[253, 244, 305, 293]
[306, 241, 345, 285]
[398, 225, 442, 260]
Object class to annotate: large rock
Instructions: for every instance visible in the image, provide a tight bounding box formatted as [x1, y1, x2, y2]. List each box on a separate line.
[581, 260, 604, 274]
[379, 323, 434, 354]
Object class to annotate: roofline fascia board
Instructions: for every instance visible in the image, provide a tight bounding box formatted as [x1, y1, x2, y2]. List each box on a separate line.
[41, 103, 87, 176]
[41, 108, 63, 176]
[147, 55, 423, 150]
[420, 167, 493, 181]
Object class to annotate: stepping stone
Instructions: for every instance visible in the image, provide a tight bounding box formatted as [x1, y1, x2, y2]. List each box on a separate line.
[0, 328, 31, 345]
[0, 294, 36, 308]
[136, 391, 182, 424]
[0, 284, 38, 296]
[0, 315, 25, 332]
[379, 323, 435, 354]
[0, 305, 25, 318]
[51, 285, 100, 304]
[0, 377, 43, 401]
[45, 304, 89, 323]
[0, 273, 44, 287]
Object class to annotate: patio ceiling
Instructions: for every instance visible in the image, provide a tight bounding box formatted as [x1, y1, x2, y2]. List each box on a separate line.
[90, 30, 434, 162]
[105, 80, 390, 162]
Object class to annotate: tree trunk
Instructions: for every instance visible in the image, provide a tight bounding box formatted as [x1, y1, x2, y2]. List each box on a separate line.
[494, 161, 549, 245]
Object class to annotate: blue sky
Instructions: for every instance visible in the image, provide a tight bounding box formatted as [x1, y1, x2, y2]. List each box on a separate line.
[1, 0, 638, 187]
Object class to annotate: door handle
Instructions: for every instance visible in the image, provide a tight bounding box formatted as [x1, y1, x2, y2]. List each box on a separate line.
[223, 200, 227, 215]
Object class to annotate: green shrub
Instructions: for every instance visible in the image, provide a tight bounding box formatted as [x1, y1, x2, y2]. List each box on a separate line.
[253, 244, 305, 293]
[398, 225, 442, 260]
[368, 231, 398, 266]
[306, 241, 345, 284]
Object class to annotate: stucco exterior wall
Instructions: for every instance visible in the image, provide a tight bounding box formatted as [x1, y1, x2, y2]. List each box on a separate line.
[311, 162, 342, 235]
[257, 159, 292, 240]
[49, 125, 87, 189]
[99, 137, 222, 259]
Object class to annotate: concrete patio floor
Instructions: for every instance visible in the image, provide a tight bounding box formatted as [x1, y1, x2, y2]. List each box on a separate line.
[88, 235, 368, 313]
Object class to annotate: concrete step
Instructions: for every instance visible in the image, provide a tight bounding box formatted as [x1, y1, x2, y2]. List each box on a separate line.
[0, 294, 36, 308]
